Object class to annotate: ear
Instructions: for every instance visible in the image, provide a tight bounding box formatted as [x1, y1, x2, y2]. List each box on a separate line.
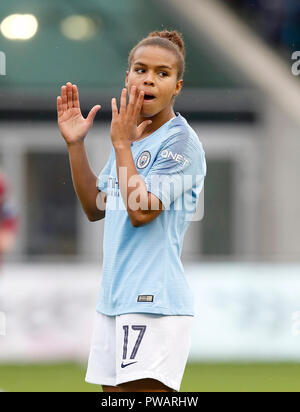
[174, 79, 183, 97]
[125, 71, 129, 88]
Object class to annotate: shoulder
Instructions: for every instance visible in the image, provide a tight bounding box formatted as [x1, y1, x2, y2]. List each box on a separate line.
[161, 113, 205, 158]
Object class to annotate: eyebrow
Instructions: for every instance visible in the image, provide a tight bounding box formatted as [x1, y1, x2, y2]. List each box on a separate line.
[133, 62, 173, 70]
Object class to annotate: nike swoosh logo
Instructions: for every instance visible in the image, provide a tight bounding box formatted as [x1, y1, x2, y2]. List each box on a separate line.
[121, 361, 138, 368]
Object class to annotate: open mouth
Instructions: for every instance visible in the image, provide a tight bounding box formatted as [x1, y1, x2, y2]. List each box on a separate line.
[143, 94, 156, 101]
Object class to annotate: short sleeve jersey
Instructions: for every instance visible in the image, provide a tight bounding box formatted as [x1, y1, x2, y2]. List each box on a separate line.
[96, 112, 206, 316]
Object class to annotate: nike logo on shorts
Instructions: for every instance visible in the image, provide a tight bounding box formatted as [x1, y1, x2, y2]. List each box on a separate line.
[121, 361, 138, 368]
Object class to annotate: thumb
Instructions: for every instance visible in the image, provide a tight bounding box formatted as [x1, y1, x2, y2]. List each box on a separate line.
[137, 120, 152, 136]
[87, 105, 101, 123]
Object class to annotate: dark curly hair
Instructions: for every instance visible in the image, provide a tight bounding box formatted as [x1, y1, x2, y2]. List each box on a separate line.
[128, 30, 186, 80]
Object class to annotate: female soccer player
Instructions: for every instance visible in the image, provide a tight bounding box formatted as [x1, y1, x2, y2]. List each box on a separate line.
[57, 30, 206, 392]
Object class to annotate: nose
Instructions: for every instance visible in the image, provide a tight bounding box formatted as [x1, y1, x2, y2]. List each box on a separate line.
[143, 72, 155, 86]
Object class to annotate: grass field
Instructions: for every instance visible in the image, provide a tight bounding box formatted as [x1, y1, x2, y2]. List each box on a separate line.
[0, 362, 299, 392]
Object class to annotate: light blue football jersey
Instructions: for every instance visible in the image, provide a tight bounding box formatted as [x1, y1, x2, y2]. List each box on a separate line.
[96, 112, 206, 316]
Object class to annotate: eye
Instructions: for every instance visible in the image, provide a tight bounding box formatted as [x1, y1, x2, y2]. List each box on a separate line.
[135, 68, 144, 73]
[159, 71, 168, 77]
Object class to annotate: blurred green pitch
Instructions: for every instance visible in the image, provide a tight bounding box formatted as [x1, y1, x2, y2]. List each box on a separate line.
[0, 362, 299, 392]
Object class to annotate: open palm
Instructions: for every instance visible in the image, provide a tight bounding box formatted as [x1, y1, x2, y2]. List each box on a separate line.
[57, 82, 101, 146]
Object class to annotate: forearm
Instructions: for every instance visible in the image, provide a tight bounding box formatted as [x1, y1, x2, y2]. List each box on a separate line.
[67, 141, 104, 221]
[114, 144, 148, 226]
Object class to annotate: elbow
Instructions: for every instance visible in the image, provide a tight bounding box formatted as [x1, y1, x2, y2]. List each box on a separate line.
[130, 211, 145, 227]
[129, 209, 162, 227]
[87, 210, 105, 222]
[130, 218, 143, 228]
[88, 215, 99, 222]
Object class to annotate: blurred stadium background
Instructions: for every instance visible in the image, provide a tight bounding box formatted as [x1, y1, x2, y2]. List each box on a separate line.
[1, 0, 300, 392]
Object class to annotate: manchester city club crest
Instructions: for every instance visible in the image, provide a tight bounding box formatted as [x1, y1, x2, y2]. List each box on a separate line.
[136, 151, 151, 169]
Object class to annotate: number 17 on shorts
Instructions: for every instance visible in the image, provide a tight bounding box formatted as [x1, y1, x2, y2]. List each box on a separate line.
[121, 325, 147, 368]
[115, 313, 192, 391]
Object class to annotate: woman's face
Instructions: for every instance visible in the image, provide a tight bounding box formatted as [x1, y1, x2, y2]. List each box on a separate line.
[125, 45, 183, 118]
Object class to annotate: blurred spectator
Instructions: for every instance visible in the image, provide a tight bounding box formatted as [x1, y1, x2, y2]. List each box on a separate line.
[0, 172, 18, 257]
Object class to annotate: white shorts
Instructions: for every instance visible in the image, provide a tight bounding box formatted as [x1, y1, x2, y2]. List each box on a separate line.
[85, 312, 193, 392]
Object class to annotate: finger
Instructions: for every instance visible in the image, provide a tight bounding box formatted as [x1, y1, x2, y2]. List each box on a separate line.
[111, 98, 118, 118]
[134, 90, 144, 117]
[57, 96, 63, 117]
[127, 85, 136, 115]
[66, 82, 73, 109]
[87, 105, 101, 123]
[137, 120, 152, 137]
[120, 88, 127, 116]
[72, 84, 80, 109]
[61, 86, 67, 112]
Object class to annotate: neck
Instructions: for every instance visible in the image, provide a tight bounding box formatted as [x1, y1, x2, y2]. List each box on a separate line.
[136, 107, 176, 141]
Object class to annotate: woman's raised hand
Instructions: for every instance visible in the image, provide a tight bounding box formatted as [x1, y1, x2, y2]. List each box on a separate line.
[110, 86, 152, 149]
[57, 82, 101, 146]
